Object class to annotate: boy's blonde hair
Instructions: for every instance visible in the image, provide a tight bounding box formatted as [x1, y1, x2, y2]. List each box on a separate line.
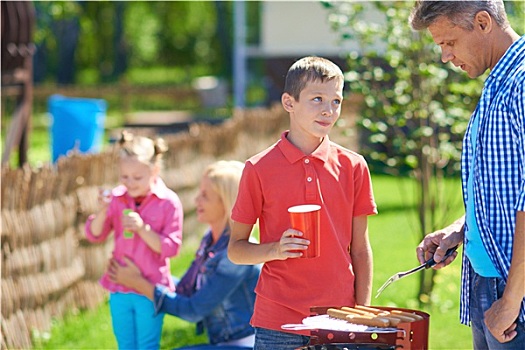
[118, 130, 168, 168]
[284, 56, 344, 100]
[203, 160, 244, 226]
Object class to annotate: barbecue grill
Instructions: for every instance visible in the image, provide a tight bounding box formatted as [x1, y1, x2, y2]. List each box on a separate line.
[297, 306, 429, 350]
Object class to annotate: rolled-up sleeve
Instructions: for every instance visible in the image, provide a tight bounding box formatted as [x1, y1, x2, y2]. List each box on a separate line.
[159, 198, 183, 260]
[515, 80, 525, 211]
[352, 155, 378, 217]
[517, 181, 525, 211]
[85, 213, 113, 243]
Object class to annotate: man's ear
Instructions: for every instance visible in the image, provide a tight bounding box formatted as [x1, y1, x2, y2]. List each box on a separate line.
[282, 93, 295, 112]
[474, 11, 493, 33]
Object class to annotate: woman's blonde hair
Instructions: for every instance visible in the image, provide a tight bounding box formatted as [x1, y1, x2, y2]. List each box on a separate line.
[202, 160, 245, 226]
[118, 130, 168, 168]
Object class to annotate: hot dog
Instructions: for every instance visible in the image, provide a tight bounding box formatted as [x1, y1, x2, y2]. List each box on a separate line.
[341, 307, 374, 316]
[354, 306, 419, 324]
[327, 308, 357, 320]
[327, 308, 391, 328]
[346, 315, 390, 328]
[374, 314, 402, 327]
[354, 305, 387, 315]
[391, 309, 424, 321]
[326, 307, 423, 328]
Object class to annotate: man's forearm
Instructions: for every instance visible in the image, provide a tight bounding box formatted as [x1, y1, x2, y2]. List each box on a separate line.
[503, 211, 525, 304]
[450, 215, 465, 241]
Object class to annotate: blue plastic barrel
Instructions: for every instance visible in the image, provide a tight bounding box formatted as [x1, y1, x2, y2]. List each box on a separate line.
[48, 94, 107, 162]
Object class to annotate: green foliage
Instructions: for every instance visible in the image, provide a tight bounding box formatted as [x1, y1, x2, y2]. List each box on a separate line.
[323, 0, 522, 308]
[33, 1, 263, 84]
[505, 1, 525, 34]
[368, 175, 470, 350]
[33, 1, 82, 44]
[324, 0, 523, 178]
[123, 1, 219, 69]
[324, 1, 481, 178]
[323, 0, 485, 304]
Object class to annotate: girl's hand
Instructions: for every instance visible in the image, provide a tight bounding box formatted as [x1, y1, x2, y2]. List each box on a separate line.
[274, 229, 309, 260]
[121, 211, 145, 232]
[97, 188, 111, 211]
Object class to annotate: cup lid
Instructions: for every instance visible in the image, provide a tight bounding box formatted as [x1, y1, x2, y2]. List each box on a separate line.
[288, 204, 321, 213]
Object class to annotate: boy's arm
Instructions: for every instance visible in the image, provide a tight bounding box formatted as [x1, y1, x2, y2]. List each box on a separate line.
[351, 215, 373, 306]
[228, 221, 308, 264]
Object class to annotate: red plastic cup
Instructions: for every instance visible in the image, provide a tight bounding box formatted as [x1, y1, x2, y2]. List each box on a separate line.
[288, 204, 321, 258]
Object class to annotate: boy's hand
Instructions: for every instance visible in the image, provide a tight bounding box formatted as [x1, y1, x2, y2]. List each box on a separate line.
[275, 229, 309, 260]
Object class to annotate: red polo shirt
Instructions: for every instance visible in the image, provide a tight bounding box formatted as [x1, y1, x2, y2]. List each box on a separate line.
[231, 131, 377, 334]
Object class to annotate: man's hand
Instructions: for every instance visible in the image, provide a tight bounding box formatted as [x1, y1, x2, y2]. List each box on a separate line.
[416, 218, 464, 269]
[484, 297, 519, 343]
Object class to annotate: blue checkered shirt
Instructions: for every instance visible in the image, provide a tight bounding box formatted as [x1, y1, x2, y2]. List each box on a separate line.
[459, 35, 525, 325]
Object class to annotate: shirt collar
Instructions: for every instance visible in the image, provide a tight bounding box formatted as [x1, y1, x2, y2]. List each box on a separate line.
[277, 131, 331, 164]
[486, 35, 525, 86]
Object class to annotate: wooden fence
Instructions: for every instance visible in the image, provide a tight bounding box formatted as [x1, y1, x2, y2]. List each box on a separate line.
[0, 102, 359, 349]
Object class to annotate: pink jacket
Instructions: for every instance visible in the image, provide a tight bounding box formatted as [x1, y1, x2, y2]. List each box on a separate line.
[85, 177, 183, 293]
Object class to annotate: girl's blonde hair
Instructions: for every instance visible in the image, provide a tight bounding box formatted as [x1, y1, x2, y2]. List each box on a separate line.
[118, 130, 168, 168]
[202, 160, 245, 226]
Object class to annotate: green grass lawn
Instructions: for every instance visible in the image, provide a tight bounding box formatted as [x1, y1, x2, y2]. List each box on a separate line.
[368, 175, 472, 349]
[33, 174, 472, 349]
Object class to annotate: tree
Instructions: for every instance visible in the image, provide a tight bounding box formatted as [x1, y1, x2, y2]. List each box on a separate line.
[33, 1, 82, 84]
[323, 1, 481, 306]
[325, 0, 523, 306]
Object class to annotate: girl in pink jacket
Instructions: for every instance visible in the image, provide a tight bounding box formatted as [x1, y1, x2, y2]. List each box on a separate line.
[85, 131, 183, 349]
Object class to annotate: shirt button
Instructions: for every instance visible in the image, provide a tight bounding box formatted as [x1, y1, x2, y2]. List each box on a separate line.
[307, 177, 312, 182]
[304, 159, 310, 164]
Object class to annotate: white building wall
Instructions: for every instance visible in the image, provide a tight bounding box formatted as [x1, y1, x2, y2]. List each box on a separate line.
[254, 1, 383, 57]
[261, 1, 346, 56]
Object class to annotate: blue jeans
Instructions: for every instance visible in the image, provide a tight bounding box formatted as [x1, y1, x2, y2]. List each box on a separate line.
[174, 346, 251, 350]
[254, 327, 310, 350]
[109, 292, 165, 350]
[469, 269, 525, 349]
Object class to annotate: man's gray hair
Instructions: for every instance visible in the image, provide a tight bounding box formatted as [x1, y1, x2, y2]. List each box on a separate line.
[409, 0, 509, 31]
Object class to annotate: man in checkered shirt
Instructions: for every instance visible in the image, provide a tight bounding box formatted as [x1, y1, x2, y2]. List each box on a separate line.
[409, 1, 524, 349]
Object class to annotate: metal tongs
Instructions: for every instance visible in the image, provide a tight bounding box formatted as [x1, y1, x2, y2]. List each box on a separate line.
[375, 245, 458, 298]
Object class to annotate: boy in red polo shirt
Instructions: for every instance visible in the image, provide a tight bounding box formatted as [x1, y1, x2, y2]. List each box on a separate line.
[228, 56, 378, 349]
